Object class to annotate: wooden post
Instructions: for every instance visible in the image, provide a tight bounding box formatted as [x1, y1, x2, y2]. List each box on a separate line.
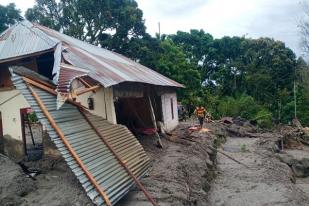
[148, 95, 163, 148]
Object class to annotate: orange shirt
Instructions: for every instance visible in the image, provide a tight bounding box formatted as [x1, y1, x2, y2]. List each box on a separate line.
[194, 107, 206, 117]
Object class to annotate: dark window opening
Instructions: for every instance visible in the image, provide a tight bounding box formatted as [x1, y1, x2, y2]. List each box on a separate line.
[88, 97, 94, 110]
[171, 98, 174, 120]
[0, 66, 13, 89]
[36, 52, 54, 80]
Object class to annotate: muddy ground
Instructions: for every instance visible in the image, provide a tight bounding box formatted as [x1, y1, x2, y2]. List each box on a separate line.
[0, 155, 94, 206]
[119, 122, 217, 206]
[209, 137, 309, 206]
[2, 119, 309, 206]
[0, 122, 217, 206]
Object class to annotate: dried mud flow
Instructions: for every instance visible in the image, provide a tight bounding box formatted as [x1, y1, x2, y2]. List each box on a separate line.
[0, 122, 217, 206]
[2, 119, 309, 206]
[119, 122, 218, 206]
[209, 135, 309, 206]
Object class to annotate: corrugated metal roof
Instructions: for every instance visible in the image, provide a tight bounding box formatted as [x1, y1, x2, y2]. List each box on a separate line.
[0, 21, 58, 61]
[1, 20, 183, 88]
[11, 72, 150, 206]
[56, 63, 88, 93]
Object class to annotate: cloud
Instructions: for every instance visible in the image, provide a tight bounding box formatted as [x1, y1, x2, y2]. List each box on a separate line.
[1, 0, 305, 56]
[151, 0, 209, 16]
[136, 0, 305, 56]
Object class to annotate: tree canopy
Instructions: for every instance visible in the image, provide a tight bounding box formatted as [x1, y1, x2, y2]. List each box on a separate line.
[0, 3, 21, 33]
[25, 0, 146, 55]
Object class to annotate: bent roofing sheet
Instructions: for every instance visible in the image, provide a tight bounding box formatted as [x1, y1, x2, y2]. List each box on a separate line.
[11, 72, 150, 205]
[37, 23, 184, 88]
[0, 20, 183, 88]
[56, 64, 89, 93]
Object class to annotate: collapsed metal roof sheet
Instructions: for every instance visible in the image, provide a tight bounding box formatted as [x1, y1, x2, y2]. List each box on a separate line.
[11, 72, 151, 205]
[1, 20, 183, 88]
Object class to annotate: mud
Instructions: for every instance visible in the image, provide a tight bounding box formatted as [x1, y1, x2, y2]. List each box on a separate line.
[119, 122, 218, 206]
[209, 136, 309, 206]
[2, 119, 309, 206]
[0, 154, 93, 206]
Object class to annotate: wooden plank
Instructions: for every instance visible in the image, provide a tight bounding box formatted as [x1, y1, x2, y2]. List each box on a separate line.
[76, 85, 100, 96]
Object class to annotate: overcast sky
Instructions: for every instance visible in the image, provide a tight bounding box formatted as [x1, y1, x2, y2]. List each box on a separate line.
[1, 0, 307, 56]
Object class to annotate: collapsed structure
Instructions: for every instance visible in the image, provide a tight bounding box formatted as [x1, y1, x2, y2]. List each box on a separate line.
[0, 20, 183, 205]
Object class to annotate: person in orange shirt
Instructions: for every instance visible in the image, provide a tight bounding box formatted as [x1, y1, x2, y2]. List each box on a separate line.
[194, 105, 206, 127]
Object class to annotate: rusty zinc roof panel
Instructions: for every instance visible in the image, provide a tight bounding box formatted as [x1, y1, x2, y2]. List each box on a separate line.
[11, 72, 150, 205]
[0, 21, 58, 62]
[62, 45, 184, 88]
[35, 23, 184, 88]
[56, 63, 88, 93]
[2, 20, 183, 88]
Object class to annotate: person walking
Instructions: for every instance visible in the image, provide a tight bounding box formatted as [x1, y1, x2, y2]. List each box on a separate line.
[194, 105, 206, 127]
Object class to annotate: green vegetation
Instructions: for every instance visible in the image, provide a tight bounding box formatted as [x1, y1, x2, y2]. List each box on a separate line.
[27, 112, 38, 123]
[1, 0, 309, 127]
[240, 144, 247, 152]
[0, 3, 21, 32]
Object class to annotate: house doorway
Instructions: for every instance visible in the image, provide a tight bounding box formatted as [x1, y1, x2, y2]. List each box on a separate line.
[20, 108, 43, 161]
[114, 95, 163, 134]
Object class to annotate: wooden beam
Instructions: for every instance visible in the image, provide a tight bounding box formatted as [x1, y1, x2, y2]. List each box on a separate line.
[22, 76, 56, 95]
[27, 84, 112, 206]
[78, 77, 92, 88]
[22, 76, 87, 109]
[76, 85, 100, 96]
[148, 95, 163, 148]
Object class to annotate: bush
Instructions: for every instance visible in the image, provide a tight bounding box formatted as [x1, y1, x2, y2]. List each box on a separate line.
[254, 109, 273, 128]
[216, 95, 263, 118]
[27, 112, 38, 123]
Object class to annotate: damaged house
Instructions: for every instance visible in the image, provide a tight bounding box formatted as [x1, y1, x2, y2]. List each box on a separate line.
[0, 20, 183, 205]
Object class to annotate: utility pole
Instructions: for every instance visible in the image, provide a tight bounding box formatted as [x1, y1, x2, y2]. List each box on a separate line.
[158, 22, 161, 40]
[294, 80, 297, 119]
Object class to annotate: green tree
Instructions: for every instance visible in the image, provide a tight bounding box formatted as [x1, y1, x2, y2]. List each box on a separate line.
[0, 3, 21, 33]
[154, 40, 201, 102]
[26, 0, 146, 55]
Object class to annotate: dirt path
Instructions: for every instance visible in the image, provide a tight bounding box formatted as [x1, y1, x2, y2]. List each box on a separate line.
[209, 137, 309, 206]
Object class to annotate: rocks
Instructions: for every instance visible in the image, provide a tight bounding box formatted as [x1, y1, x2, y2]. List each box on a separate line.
[276, 153, 298, 166]
[221, 117, 233, 124]
[277, 153, 309, 178]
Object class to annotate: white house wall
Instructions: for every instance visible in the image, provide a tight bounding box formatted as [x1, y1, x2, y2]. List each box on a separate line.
[77, 87, 117, 124]
[0, 89, 30, 140]
[161, 92, 178, 131]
